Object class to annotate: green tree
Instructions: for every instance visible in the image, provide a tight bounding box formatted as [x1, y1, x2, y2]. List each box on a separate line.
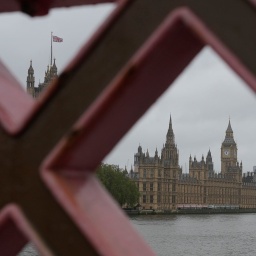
[97, 163, 139, 207]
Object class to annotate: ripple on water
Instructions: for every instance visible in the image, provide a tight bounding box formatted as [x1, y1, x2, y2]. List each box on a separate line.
[130, 214, 256, 256]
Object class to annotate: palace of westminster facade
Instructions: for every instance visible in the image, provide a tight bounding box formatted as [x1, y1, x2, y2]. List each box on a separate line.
[26, 62, 256, 210]
[131, 115, 256, 210]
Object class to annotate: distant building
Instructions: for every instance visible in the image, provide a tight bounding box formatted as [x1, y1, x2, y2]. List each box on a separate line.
[131, 114, 256, 210]
[26, 59, 58, 98]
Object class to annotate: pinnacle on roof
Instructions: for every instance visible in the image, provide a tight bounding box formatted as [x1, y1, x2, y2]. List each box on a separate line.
[226, 118, 233, 133]
[155, 147, 158, 156]
[51, 58, 57, 72]
[166, 113, 175, 145]
[223, 118, 236, 146]
[167, 113, 173, 133]
[28, 60, 34, 74]
[53, 58, 57, 67]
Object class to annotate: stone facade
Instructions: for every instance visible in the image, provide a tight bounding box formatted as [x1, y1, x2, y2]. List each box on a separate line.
[26, 59, 58, 98]
[130, 115, 256, 210]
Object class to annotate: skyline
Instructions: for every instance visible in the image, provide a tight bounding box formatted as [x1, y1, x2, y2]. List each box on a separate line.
[0, 5, 255, 173]
[104, 47, 256, 173]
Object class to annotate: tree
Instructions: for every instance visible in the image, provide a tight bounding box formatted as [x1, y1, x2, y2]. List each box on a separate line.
[97, 163, 139, 207]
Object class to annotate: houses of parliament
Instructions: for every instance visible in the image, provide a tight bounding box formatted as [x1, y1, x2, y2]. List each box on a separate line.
[131, 115, 256, 210]
[26, 61, 256, 210]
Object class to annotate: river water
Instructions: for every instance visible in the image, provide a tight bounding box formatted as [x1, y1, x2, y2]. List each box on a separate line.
[18, 213, 256, 255]
[130, 214, 256, 256]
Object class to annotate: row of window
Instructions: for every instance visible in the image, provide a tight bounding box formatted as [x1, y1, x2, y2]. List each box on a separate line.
[142, 195, 176, 204]
[142, 182, 176, 191]
[141, 169, 177, 178]
[143, 195, 154, 203]
[141, 182, 242, 195]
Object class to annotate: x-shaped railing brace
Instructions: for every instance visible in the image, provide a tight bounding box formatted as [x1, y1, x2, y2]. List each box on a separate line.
[0, 0, 256, 255]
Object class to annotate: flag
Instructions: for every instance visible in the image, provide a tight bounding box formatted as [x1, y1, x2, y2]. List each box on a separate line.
[52, 35, 63, 42]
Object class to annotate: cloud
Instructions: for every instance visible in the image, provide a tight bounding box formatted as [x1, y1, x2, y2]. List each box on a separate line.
[0, 4, 115, 86]
[105, 47, 256, 173]
[0, 7, 255, 173]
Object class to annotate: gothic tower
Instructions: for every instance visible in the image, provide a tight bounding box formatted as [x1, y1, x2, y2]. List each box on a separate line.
[206, 149, 214, 175]
[161, 114, 181, 208]
[221, 120, 242, 182]
[189, 155, 208, 181]
[161, 114, 179, 167]
[26, 60, 35, 97]
[26, 59, 58, 98]
[51, 58, 58, 77]
[221, 119, 238, 173]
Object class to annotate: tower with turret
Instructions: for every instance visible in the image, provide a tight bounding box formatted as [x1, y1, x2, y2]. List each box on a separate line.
[221, 119, 242, 181]
[26, 59, 58, 98]
[26, 60, 35, 97]
[189, 154, 209, 181]
[206, 149, 214, 175]
[161, 114, 179, 168]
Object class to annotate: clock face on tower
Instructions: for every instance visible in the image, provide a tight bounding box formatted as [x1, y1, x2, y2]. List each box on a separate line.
[224, 150, 230, 156]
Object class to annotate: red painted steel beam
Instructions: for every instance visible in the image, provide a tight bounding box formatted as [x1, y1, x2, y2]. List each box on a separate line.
[0, 0, 117, 16]
[0, 0, 256, 255]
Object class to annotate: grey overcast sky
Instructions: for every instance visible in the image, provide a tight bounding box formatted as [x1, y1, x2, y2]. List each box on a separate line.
[0, 4, 256, 173]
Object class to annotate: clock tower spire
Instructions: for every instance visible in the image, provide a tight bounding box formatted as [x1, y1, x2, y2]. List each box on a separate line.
[221, 119, 241, 179]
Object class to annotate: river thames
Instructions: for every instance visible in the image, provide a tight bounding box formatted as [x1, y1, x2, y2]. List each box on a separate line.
[130, 214, 256, 256]
[18, 213, 256, 255]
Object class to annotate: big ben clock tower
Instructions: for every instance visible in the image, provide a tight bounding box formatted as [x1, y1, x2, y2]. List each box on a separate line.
[221, 119, 239, 174]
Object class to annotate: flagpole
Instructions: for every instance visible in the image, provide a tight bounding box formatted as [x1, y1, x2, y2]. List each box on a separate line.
[51, 32, 53, 66]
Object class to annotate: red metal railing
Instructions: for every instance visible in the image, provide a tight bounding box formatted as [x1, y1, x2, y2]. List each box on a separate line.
[0, 0, 256, 255]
